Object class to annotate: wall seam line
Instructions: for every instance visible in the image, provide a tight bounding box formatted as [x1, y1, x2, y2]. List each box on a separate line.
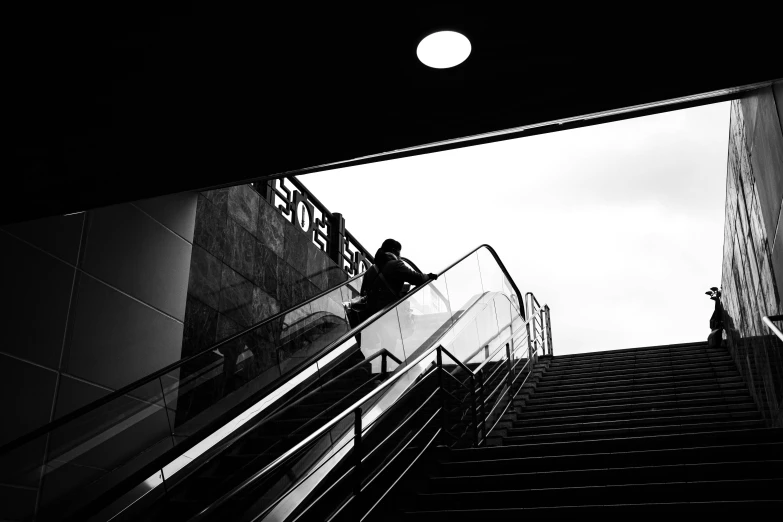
[32, 209, 90, 518]
[129, 201, 194, 246]
[0, 228, 185, 326]
[0, 351, 58, 374]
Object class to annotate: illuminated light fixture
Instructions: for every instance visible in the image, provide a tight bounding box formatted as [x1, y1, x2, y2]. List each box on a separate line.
[417, 31, 471, 69]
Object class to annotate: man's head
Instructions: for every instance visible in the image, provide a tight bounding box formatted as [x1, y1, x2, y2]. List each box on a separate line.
[381, 238, 402, 257]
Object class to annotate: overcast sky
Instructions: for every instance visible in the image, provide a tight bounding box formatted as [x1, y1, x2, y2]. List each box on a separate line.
[300, 101, 730, 356]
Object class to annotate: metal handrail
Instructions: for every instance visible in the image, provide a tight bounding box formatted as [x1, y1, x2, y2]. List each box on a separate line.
[40, 243, 528, 522]
[192, 341, 448, 520]
[0, 233, 422, 459]
[238, 325, 537, 518]
[192, 249, 534, 520]
[172, 245, 523, 521]
[289, 318, 541, 520]
[0, 269, 370, 457]
[762, 314, 783, 342]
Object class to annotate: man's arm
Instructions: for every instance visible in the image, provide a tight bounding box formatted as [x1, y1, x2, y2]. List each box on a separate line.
[389, 259, 430, 286]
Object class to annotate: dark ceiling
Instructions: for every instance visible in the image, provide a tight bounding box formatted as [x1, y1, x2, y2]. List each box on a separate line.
[7, 3, 782, 224]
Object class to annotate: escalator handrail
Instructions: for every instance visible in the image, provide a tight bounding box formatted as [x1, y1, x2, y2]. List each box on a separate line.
[191, 244, 526, 519]
[0, 253, 424, 465]
[0, 244, 518, 467]
[0, 269, 372, 457]
[199, 313, 530, 521]
[0, 254, 428, 456]
[194, 341, 449, 521]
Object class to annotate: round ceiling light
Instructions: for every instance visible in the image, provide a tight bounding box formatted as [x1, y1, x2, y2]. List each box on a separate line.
[416, 31, 471, 69]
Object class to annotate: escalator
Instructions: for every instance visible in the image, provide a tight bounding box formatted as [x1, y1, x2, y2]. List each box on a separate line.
[0, 245, 543, 522]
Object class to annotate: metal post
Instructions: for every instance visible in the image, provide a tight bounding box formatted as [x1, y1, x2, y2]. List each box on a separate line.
[544, 305, 553, 355]
[381, 352, 388, 377]
[526, 320, 535, 364]
[437, 347, 449, 438]
[505, 343, 514, 405]
[477, 369, 487, 443]
[483, 344, 489, 359]
[469, 374, 479, 447]
[328, 213, 346, 266]
[353, 408, 363, 497]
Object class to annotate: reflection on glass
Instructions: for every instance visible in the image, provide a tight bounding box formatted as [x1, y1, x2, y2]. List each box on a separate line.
[2, 246, 534, 522]
[443, 252, 484, 316]
[401, 278, 454, 361]
[361, 308, 405, 373]
[477, 248, 508, 295]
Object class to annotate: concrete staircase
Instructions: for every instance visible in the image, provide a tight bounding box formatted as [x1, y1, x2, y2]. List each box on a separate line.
[387, 341, 783, 518]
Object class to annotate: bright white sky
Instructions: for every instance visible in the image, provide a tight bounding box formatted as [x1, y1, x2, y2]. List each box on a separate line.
[301, 102, 730, 355]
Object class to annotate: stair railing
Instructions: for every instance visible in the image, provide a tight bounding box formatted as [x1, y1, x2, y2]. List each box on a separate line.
[526, 292, 553, 358]
[191, 289, 551, 521]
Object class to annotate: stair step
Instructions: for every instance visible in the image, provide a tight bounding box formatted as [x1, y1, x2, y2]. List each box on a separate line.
[547, 351, 732, 371]
[526, 376, 744, 399]
[514, 403, 757, 426]
[428, 460, 783, 492]
[520, 387, 750, 411]
[543, 358, 735, 379]
[449, 428, 783, 460]
[401, 500, 783, 520]
[439, 441, 783, 476]
[533, 370, 741, 392]
[517, 396, 754, 419]
[549, 342, 710, 362]
[507, 411, 761, 437]
[411, 478, 783, 510]
[503, 419, 766, 444]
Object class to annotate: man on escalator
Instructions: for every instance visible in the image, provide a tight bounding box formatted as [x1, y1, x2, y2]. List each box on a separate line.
[355, 239, 438, 357]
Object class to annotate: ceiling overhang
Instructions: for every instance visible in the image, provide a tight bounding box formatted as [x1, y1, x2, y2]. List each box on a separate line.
[6, 4, 783, 224]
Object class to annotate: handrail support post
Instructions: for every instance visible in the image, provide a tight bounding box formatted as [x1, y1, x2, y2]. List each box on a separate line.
[437, 347, 450, 442]
[469, 374, 479, 447]
[353, 407, 363, 497]
[478, 369, 487, 443]
[505, 343, 514, 406]
[544, 305, 553, 356]
[526, 321, 536, 364]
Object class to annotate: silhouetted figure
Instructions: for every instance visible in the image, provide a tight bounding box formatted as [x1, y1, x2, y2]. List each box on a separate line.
[706, 287, 723, 348]
[351, 239, 438, 361]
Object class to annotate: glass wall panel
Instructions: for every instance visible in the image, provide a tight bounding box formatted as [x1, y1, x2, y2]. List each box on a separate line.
[399, 277, 453, 361]
[443, 252, 484, 316]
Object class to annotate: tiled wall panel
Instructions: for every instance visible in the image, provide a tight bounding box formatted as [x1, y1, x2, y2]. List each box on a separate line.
[0, 233, 74, 368]
[2, 212, 84, 265]
[0, 191, 195, 521]
[0, 180, 350, 520]
[65, 273, 184, 391]
[721, 85, 783, 428]
[0, 353, 57, 445]
[82, 204, 192, 321]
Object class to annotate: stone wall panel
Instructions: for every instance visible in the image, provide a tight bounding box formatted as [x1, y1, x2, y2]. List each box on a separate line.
[225, 219, 255, 282]
[218, 265, 254, 328]
[721, 91, 783, 427]
[227, 185, 259, 237]
[750, 88, 783, 237]
[193, 195, 227, 261]
[257, 200, 285, 257]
